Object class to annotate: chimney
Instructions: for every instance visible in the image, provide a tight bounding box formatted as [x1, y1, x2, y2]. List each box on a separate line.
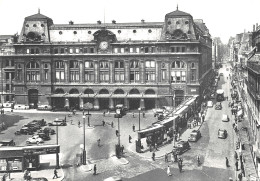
[69, 21, 74, 25]
[97, 20, 101, 24]
[253, 25, 256, 32]
[141, 19, 145, 23]
[112, 20, 116, 24]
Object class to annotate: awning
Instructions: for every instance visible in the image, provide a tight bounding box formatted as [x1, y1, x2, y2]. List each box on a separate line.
[127, 94, 143, 98]
[111, 94, 127, 98]
[49, 94, 65, 98]
[64, 94, 80, 98]
[95, 94, 111, 98]
[174, 105, 189, 116]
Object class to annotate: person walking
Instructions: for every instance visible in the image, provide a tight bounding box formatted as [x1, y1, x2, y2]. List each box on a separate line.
[238, 172, 243, 181]
[167, 165, 171, 176]
[97, 139, 101, 147]
[235, 160, 239, 171]
[178, 162, 182, 173]
[142, 111, 145, 118]
[152, 152, 155, 161]
[53, 168, 58, 179]
[93, 164, 97, 175]
[102, 119, 105, 126]
[165, 153, 168, 162]
[234, 151, 238, 160]
[226, 157, 229, 167]
[111, 121, 114, 128]
[132, 124, 135, 132]
[78, 120, 81, 128]
[129, 135, 132, 143]
[103, 111, 106, 117]
[197, 155, 200, 166]
[132, 112, 135, 118]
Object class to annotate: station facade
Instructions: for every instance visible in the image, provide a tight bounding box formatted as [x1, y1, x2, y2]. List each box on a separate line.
[0, 8, 213, 110]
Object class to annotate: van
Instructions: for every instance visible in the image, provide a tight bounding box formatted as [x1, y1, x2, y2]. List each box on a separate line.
[115, 104, 127, 115]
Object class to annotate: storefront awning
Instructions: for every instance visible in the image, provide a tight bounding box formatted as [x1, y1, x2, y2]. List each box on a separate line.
[174, 105, 189, 116]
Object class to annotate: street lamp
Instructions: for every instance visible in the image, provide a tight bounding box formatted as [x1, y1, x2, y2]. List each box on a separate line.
[138, 107, 141, 131]
[55, 118, 60, 169]
[82, 115, 86, 165]
[115, 109, 122, 158]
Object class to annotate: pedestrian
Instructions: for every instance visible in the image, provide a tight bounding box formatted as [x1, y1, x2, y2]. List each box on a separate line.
[132, 124, 135, 132]
[111, 121, 114, 128]
[116, 130, 119, 137]
[171, 152, 175, 163]
[83, 110, 85, 115]
[238, 172, 243, 181]
[235, 160, 239, 171]
[129, 135, 132, 143]
[102, 119, 105, 126]
[70, 119, 73, 125]
[178, 162, 182, 173]
[78, 120, 80, 128]
[152, 152, 155, 161]
[197, 155, 200, 166]
[155, 143, 158, 151]
[93, 164, 97, 175]
[165, 153, 168, 162]
[103, 111, 106, 117]
[179, 157, 183, 166]
[132, 112, 135, 118]
[107, 109, 110, 115]
[226, 157, 229, 167]
[174, 152, 178, 162]
[97, 139, 101, 147]
[121, 145, 124, 154]
[53, 168, 58, 179]
[142, 111, 145, 118]
[167, 165, 171, 176]
[234, 151, 238, 160]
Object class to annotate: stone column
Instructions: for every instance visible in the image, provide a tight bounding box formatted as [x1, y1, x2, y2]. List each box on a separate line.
[64, 60, 69, 83]
[109, 60, 114, 83]
[79, 97, 84, 110]
[94, 98, 99, 110]
[94, 60, 100, 83]
[124, 98, 129, 109]
[79, 60, 83, 83]
[109, 98, 114, 110]
[124, 60, 130, 83]
[140, 60, 145, 84]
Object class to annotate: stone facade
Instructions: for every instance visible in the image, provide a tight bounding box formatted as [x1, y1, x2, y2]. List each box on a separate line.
[0, 8, 213, 110]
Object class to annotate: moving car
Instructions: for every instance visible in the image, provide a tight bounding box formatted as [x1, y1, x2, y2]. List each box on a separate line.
[15, 127, 34, 135]
[172, 141, 190, 155]
[188, 130, 201, 142]
[215, 102, 222, 110]
[207, 101, 213, 108]
[222, 114, 230, 122]
[48, 119, 67, 126]
[26, 135, 44, 145]
[218, 129, 227, 139]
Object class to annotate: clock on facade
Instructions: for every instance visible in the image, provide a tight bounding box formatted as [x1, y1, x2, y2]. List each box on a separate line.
[99, 41, 108, 50]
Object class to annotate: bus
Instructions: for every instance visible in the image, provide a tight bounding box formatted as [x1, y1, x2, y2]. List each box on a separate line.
[216, 89, 225, 102]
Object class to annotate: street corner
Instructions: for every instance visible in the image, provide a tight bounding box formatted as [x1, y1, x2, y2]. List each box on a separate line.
[79, 163, 93, 172]
[111, 155, 129, 165]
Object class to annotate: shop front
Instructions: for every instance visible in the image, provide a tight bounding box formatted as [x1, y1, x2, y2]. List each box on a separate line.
[0, 145, 59, 172]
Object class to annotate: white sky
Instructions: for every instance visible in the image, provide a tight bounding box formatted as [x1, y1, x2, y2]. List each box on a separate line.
[0, 0, 259, 44]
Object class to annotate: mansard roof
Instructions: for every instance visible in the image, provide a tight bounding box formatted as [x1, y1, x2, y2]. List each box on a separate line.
[25, 13, 52, 20]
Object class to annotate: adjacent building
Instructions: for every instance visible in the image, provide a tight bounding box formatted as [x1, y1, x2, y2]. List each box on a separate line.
[0, 8, 213, 110]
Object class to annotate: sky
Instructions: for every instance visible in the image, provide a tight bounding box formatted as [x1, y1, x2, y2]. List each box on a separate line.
[0, 0, 259, 44]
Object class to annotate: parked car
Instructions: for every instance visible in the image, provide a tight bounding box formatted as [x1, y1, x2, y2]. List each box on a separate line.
[172, 141, 190, 155]
[188, 130, 201, 142]
[215, 102, 222, 110]
[14, 104, 29, 110]
[0, 139, 15, 146]
[37, 105, 52, 110]
[207, 101, 213, 108]
[37, 132, 50, 141]
[218, 129, 227, 139]
[31, 119, 46, 127]
[26, 135, 44, 145]
[48, 119, 67, 126]
[222, 114, 230, 122]
[42, 127, 55, 135]
[25, 122, 41, 130]
[15, 127, 34, 135]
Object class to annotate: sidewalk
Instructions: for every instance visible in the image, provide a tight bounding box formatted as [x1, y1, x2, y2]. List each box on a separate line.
[128, 119, 205, 159]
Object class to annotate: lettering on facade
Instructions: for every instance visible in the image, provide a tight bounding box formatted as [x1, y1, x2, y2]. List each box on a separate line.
[23, 146, 59, 156]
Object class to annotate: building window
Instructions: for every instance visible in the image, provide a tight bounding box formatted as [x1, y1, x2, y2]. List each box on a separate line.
[70, 60, 79, 68]
[146, 71, 155, 82]
[31, 49, 35, 54]
[85, 71, 94, 82]
[69, 48, 73, 54]
[115, 61, 124, 68]
[172, 61, 186, 68]
[130, 47, 134, 53]
[100, 61, 109, 68]
[55, 61, 64, 68]
[55, 71, 65, 82]
[44, 64, 48, 69]
[191, 70, 196, 81]
[171, 71, 186, 83]
[162, 70, 166, 81]
[136, 47, 140, 53]
[191, 63, 195, 68]
[90, 47, 94, 53]
[182, 47, 186, 52]
[145, 60, 155, 68]
[144, 47, 149, 53]
[75, 48, 79, 53]
[115, 72, 124, 82]
[70, 71, 79, 82]
[85, 61, 94, 68]
[60, 48, 65, 54]
[121, 48, 125, 53]
[130, 60, 139, 68]
[130, 71, 139, 82]
[26, 61, 40, 82]
[44, 70, 48, 80]
[83, 47, 88, 53]
[33, 24, 37, 27]
[100, 72, 109, 82]
[114, 48, 118, 53]
[41, 24, 45, 27]
[54, 48, 58, 54]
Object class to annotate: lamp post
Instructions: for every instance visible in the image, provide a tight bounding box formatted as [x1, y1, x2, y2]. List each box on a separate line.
[138, 107, 141, 131]
[82, 115, 86, 165]
[115, 109, 122, 158]
[55, 118, 60, 169]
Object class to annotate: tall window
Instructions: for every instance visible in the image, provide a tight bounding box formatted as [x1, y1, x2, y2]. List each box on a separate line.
[171, 61, 186, 83]
[17, 64, 22, 81]
[55, 61, 65, 82]
[172, 61, 185, 68]
[70, 60, 79, 68]
[100, 61, 109, 68]
[130, 60, 139, 68]
[100, 72, 109, 82]
[85, 60, 94, 82]
[100, 61, 109, 82]
[85, 61, 94, 68]
[130, 60, 139, 82]
[191, 70, 196, 81]
[115, 61, 124, 82]
[146, 71, 155, 81]
[69, 60, 79, 82]
[26, 61, 40, 82]
[115, 61, 124, 68]
[145, 60, 155, 68]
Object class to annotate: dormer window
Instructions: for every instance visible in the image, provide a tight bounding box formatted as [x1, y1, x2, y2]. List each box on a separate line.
[133, 30, 137, 33]
[185, 21, 189, 24]
[33, 24, 37, 27]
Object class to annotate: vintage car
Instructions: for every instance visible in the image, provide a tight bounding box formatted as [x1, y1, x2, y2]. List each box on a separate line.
[0, 139, 15, 146]
[222, 114, 230, 122]
[218, 129, 227, 139]
[37, 105, 52, 110]
[37, 132, 50, 141]
[15, 127, 34, 135]
[31, 119, 46, 127]
[48, 119, 67, 126]
[26, 135, 44, 145]
[172, 141, 190, 155]
[215, 102, 222, 110]
[207, 101, 213, 108]
[42, 127, 56, 135]
[188, 130, 202, 142]
[14, 104, 29, 110]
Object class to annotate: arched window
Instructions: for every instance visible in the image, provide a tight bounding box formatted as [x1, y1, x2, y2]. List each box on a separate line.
[130, 60, 139, 68]
[55, 61, 65, 82]
[172, 61, 186, 68]
[85, 61, 94, 68]
[171, 61, 186, 83]
[26, 61, 40, 82]
[70, 60, 79, 68]
[100, 61, 109, 68]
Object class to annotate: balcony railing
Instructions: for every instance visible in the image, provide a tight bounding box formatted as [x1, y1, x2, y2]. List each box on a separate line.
[247, 61, 260, 74]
